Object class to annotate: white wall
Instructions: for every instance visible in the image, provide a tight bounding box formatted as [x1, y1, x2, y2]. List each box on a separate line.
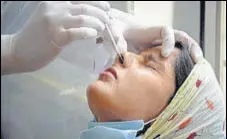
[204, 1, 218, 73]
[204, 1, 226, 96]
[134, 1, 174, 26]
[133, 1, 200, 43]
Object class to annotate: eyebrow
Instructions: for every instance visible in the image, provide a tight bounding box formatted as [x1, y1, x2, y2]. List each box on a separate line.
[147, 54, 157, 63]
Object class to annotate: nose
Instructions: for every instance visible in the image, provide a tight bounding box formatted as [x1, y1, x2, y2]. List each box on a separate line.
[113, 52, 142, 68]
[113, 54, 124, 67]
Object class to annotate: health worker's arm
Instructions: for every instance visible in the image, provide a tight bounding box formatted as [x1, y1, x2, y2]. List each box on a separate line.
[1, 1, 111, 76]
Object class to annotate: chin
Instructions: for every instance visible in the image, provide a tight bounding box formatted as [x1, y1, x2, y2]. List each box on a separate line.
[87, 80, 106, 99]
[87, 79, 115, 99]
[86, 81, 100, 105]
[86, 81, 120, 122]
[87, 81, 109, 109]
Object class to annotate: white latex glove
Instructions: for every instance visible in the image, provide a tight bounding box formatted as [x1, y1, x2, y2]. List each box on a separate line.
[1, 1, 110, 75]
[108, 9, 203, 63]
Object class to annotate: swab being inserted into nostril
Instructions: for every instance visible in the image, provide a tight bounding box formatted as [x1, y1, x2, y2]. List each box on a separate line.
[119, 54, 124, 64]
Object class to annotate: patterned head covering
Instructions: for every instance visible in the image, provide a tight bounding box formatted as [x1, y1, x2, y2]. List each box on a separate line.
[143, 59, 226, 139]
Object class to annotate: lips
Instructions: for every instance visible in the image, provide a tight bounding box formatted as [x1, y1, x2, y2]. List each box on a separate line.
[105, 67, 117, 79]
[99, 67, 118, 80]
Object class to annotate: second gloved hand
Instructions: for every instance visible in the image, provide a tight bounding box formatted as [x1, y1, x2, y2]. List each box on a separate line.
[6, 1, 111, 73]
[108, 8, 203, 63]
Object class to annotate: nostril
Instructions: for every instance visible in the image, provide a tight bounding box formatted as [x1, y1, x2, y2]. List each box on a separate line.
[119, 54, 124, 64]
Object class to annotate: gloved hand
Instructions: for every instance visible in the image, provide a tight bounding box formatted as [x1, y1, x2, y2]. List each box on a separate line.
[1, 1, 111, 75]
[108, 9, 203, 63]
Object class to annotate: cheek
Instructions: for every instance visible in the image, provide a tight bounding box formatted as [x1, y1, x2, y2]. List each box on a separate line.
[86, 68, 175, 122]
[113, 69, 170, 120]
[117, 69, 163, 96]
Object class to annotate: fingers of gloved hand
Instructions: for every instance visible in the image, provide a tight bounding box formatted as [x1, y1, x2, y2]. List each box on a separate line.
[123, 26, 175, 57]
[124, 26, 174, 46]
[53, 27, 97, 47]
[68, 4, 110, 23]
[109, 9, 176, 57]
[70, 1, 110, 11]
[60, 15, 105, 32]
[65, 27, 97, 40]
[161, 26, 175, 57]
[41, 1, 110, 30]
[174, 30, 203, 63]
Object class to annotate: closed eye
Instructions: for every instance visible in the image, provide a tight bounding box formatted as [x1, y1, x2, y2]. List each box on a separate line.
[140, 51, 164, 75]
[144, 54, 157, 63]
[145, 64, 156, 70]
[143, 54, 161, 72]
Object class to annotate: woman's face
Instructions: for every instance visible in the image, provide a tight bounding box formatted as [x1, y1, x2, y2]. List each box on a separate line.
[87, 45, 180, 122]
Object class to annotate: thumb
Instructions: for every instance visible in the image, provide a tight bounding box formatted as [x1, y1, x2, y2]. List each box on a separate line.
[174, 30, 203, 63]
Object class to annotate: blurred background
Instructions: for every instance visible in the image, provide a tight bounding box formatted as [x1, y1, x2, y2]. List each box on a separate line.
[1, 1, 226, 139]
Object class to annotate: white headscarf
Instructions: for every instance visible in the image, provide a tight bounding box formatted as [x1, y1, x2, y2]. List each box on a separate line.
[143, 59, 226, 139]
